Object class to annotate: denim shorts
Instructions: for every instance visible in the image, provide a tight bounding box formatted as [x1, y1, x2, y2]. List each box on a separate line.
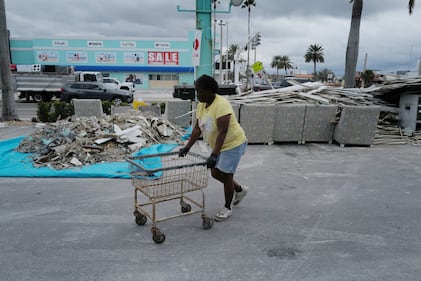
[216, 141, 247, 174]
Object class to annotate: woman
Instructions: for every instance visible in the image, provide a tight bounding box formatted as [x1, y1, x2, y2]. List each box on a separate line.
[179, 74, 248, 221]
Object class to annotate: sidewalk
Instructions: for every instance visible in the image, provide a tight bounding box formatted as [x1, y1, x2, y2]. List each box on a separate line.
[1, 124, 420, 281]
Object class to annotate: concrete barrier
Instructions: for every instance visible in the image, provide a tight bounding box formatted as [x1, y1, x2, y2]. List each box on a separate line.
[333, 105, 381, 146]
[73, 99, 103, 118]
[302, 104, 338, 144]
[240, 104, 275, 144]
[231, 103, 241, 122]
[273, 104, 306, 143]
[138, 105, 161, 116]
[164, 100, 192, 128]
[111, 105, 132, 115]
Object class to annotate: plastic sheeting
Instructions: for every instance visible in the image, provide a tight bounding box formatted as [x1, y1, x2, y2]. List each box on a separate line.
[0, 136, 178, 178]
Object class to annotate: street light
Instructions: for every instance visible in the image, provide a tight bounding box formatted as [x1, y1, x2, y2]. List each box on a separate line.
[215, 19, 226, 84]
[225, 21, 229, 83]
[251, 31, 261, 64]
[241, 0, 256, 90]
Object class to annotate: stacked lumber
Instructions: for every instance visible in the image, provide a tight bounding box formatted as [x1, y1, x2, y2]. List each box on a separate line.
[229, 82, 395, 109]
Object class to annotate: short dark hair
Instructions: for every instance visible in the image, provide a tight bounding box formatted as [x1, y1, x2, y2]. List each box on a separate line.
[195, 74, 219, 94]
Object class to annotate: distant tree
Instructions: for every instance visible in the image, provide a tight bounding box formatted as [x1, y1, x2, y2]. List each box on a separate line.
[360, 69, 375, 87]
[227, 44, 239, 61]
[343, 0, 363, 88]
[304, 44, 324, 80]
[409, 0, 415, 14]
[241, 0, 256, 68]
[270, 56, 282, 77]
[0, 0, 18, 120]
[227, 44, 240, 81]
[317, 68, 335, 82]
[280, 56, 293, 76]
[271, 55, 293, 78]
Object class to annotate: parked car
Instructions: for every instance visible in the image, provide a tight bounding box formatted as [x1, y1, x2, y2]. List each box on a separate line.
[102, 77, 135, 93]
[253, 80, 292, 92]
[173, 84, 239, 100]
[60, 82, 134, 103]
[253, 78, 312, 92]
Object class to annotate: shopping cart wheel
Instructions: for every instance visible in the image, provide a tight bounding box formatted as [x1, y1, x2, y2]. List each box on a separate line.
[202, 216, 214, 230]
[151, 227, 166, 244]
[135, 213, 147, 226]
[180, 201, 192, 213]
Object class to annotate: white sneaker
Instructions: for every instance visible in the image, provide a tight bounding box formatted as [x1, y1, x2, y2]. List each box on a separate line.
[233, 185, 249, 206]
[214, 207, 232, 221]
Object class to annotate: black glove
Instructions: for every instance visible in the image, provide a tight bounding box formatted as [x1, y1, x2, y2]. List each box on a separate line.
[178, 147, 190, 157]
[206, 153, 218, 169]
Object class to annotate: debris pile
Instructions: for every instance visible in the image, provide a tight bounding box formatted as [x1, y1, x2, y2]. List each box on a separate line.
[16, 110, 186, 169]
[229, 80, 421, 145]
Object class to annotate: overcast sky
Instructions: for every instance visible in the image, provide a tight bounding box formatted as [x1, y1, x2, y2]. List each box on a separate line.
[4, 0, 421, 77]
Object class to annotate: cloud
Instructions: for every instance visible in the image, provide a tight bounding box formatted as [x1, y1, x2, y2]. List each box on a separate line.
[5, 0, 421, 77]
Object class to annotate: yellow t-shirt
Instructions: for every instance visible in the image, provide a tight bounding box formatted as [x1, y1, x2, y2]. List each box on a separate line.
[196, 94, 247, 151]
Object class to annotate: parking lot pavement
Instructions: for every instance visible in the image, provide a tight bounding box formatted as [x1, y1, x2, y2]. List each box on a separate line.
[1, 126, 421, 281]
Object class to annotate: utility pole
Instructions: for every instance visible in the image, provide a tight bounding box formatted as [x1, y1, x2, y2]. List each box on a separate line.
[178, 0, 241, 79]
[218, 20, 225, 84]
[0, 0, 18, 120]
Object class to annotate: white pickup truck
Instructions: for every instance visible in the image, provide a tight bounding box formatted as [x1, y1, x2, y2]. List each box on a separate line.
[102, 77, 135, 93]
[14, 70, 103, 102]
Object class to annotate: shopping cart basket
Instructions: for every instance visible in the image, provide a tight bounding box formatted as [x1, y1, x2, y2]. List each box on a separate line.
[126, 151, 214, 243]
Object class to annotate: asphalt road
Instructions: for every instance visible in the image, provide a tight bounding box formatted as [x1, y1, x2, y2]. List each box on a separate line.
[0, 125, 421, 281]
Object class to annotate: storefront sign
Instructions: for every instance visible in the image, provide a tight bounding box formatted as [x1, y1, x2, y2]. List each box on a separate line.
[154, 42, 171, 49]
[95, 52, 116, 63]
[191, 30, 202, 66]
[121, 41, 136, 48]
[124, 52, 145, 64]
[52, 40, 68, 47]
[37, 51, 58, 62]
[66, 52, 88, 63]
[88, 41, 104, 48]
[148, 51, 179, 65]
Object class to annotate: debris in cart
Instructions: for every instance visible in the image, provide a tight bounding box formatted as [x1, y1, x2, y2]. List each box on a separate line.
[16, 110, 186, 169]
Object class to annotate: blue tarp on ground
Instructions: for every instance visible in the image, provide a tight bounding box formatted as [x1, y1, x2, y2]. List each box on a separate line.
[0, 136, 178, 178]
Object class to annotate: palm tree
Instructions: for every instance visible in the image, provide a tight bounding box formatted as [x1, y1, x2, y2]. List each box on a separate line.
[271, 55, 293, 77]
[279, 56, 293, 76]
[241, 0, 256, 43]
[227, 44, 239, 81]
[409, 0, 415, 14]
[227, 44, 239, 61]
[241, 0, 256, 89]
[304, 44, 325, 80]
[0, 0, 18, 120]
[344, 0, 415, 88]
[271, 56, 283, 78]
[343, 0, 363, 88]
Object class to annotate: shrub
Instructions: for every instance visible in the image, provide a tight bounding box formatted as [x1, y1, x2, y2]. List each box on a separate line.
[37, 101, 74, 122]
[37, 100, 131, 122]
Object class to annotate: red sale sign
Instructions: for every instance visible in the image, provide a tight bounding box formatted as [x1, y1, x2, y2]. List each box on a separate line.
[148, 51, 179, 65]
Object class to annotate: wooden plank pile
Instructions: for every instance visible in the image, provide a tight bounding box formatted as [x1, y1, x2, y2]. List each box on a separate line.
[229, 82, 395, 109]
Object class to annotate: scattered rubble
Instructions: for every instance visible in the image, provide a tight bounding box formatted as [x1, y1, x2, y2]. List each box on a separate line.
[16, 110, 186, 169]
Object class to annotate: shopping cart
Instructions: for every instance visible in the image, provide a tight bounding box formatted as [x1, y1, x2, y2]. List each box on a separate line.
[126, 151, 214, 243]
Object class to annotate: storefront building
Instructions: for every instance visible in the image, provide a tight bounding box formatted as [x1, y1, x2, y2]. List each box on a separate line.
[9, 32, 197, 89]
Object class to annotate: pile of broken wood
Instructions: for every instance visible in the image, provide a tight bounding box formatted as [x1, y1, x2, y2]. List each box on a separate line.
[16, 110, 186, 169]
[228, 79, 421, 145]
